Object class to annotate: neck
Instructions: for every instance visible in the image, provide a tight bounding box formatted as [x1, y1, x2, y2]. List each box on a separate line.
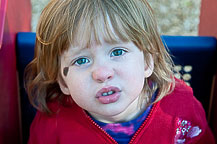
[89, 95, 148, 123]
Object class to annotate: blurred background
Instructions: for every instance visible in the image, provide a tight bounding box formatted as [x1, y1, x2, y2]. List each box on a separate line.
[31, 0, 201, 35]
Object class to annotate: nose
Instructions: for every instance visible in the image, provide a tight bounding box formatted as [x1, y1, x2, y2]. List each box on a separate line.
[92, 66, 114, 83]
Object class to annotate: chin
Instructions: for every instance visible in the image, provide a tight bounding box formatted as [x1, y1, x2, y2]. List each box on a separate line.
[96, 104, 128, 117]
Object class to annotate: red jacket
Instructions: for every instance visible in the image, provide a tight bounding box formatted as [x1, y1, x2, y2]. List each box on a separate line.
[28, 80, 215, 144]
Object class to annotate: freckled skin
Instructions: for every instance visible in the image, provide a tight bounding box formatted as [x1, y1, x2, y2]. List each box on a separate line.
[63, 67, 69, 76]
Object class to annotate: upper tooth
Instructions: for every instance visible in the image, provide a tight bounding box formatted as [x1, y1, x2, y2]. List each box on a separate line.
[108, 91, 113, 95]
[102, 92, 108, 96]
[102, 91, 114, 96]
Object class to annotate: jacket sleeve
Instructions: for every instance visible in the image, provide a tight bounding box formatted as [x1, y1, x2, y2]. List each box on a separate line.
[28, 111, 58, 144]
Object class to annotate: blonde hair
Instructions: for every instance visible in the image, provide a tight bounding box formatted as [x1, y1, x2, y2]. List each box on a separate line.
[25, 0, 175, 113]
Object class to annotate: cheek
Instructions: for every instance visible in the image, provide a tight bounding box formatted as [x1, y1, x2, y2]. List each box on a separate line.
[120, 52, 146, 93]
[67, 80, 90, 106]
[118, 60, 146, 93]
[126, 70, 145, 93]
[119, 54, 146, 80]
[64, 71, 89, 96]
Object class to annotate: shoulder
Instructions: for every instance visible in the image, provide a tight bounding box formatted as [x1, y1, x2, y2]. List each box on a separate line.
[159, 78, 200, 116]
[153, 78, 204, 126]
[28, 96, 79, 144]
[28, 97, 110, 143]
[169, 78, 194, 99]
[157, 78, 207, 123]
[28, 96, 95, 143]
[28, 111, 58, 144]
[157, 78, 205, 124]
[28, 100, 61, 144]
[154, 78, 215, 143]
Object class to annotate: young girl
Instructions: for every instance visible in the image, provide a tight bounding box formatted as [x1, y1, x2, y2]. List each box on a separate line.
[25, 0, 215, 143]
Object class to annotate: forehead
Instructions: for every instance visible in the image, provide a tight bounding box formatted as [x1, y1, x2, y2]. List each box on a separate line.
[72, 15, 127, 49]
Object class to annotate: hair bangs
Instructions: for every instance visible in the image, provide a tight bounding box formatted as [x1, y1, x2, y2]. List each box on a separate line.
[67, 1, 132, 49]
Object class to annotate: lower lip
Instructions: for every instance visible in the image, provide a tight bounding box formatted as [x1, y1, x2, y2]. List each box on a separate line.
[97, 92, 120, 104]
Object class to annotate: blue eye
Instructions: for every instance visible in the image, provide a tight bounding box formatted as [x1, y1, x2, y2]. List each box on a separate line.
[111, 49, 127, 57]
[74, 58, 90, 66]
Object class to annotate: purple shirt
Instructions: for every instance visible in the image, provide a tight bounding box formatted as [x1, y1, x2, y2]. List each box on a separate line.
[91, 90, 158, 144]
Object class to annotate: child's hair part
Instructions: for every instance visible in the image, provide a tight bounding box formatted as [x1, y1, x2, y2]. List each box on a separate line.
[25, 0, 175, 113]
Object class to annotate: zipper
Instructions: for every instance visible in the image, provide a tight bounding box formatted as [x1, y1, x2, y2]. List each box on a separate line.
[128, 103, 158, 144]
[84, 101, 158, 144]
[86, 114, 118, 144]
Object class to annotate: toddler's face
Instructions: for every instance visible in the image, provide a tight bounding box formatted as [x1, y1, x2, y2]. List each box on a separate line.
[58, 40, 153, 123]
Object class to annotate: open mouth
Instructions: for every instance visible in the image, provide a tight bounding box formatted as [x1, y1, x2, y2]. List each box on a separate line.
[102, 90, 115, 96]
[96, 87, 121, 97]
[96, 86, 121, 104]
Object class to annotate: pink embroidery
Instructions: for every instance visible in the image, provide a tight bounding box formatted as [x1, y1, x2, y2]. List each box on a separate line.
[174, 118, 202, 144]
[187, 126, 202, 138]
[102, 123, 135, 135]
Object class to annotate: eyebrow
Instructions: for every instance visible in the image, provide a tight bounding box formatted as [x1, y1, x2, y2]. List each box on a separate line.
[66, 46, 89, 57]
[64, 42, 129, 61]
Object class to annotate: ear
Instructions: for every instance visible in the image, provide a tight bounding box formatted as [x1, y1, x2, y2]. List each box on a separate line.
[57, 74, 70, 95]
[144, 54, 154, 78]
